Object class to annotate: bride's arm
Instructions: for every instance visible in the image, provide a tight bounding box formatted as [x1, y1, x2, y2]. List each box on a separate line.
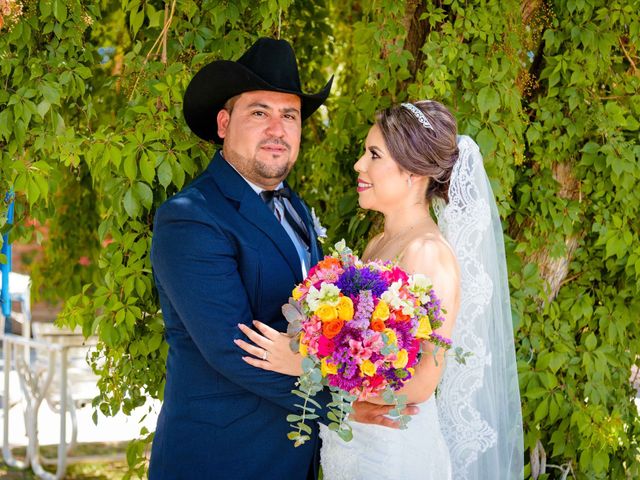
[236, 321, 420, 427]
[368, 237, 461, 405]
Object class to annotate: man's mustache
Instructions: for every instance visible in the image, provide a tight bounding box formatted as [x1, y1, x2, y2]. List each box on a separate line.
[258, 138, 291, 151]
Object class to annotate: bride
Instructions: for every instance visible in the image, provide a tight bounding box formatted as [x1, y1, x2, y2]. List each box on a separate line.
[236, 100, 524, 479]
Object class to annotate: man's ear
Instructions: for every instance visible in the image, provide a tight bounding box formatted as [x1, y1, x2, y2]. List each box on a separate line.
[217, 109, 230, 139]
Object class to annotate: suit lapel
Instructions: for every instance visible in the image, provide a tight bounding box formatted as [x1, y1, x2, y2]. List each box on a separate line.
[208, 153, 303, 282]
[286, 186, 321, 266]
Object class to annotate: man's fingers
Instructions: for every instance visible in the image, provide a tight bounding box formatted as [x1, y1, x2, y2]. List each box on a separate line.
[238, 323, 271, 348]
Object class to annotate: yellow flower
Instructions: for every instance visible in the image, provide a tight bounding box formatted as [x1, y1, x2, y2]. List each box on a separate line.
[321, 358, 338, 377]
[316, 304, 338, 322]
[416, 316, 433, 339]
[337, 296, 354, 321]
[299, 339, 308, 357]
[292, 285, 304, 301]
[360, 359, 376, 377]
[372, 300, 390, 321]
[383, 328, 398, 346]
[393, 349, 409, 369]
[407, 367, 415, 376]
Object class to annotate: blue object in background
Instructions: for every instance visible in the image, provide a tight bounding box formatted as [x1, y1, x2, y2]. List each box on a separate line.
[1, 191, 14, 330]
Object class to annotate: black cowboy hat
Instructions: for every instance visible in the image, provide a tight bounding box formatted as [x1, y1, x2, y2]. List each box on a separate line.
[183, 37, 333, 143]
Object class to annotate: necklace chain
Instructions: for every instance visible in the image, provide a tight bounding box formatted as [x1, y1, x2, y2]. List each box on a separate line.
[374, 216, 432, 254]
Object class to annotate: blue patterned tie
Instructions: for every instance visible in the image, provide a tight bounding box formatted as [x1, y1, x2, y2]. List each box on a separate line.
[260, 188, 310, 247]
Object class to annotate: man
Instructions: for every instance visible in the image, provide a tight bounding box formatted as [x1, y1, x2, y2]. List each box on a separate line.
[149, 37, 413, 479]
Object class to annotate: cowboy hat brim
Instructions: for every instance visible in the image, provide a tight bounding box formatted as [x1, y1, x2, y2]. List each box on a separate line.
[183, 60, 333, 143]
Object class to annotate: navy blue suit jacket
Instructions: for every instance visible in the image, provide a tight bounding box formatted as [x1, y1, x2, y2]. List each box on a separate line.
[148, 152, 328, 479]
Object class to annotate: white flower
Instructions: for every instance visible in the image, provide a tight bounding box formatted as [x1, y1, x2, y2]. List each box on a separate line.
[381, 280, 402, 308]
[306, 283, 340, 311]
[311, 208, 328, 239]
[408, 273, 432, 303]
[381, 281, 416, 316]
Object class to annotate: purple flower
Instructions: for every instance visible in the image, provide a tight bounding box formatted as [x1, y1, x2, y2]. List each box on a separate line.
[336, 266, 389, 298]
[329, 374, 362, 392]
[430, 332, 453, 349]
[351, 290, 374, 329]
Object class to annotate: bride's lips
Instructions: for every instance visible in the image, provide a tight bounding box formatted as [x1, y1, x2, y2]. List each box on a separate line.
[357, 178, 373, 193]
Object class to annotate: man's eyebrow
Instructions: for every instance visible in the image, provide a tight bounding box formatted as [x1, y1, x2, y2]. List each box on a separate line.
[246, 103, 300, 114]
[247, 102, 271, 110]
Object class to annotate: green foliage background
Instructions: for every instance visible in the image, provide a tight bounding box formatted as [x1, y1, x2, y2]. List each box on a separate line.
[1, 0, 639, 477]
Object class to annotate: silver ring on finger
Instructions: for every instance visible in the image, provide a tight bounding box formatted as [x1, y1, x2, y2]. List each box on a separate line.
[262, 350, 268, 361]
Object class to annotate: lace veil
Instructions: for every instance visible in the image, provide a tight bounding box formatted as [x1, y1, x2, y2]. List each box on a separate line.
[434, 135, 524, 479]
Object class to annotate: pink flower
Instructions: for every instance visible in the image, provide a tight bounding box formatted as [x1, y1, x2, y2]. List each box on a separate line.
[383, 266, 409, 284]
[407, 339, 421, 366]
[348, 339, 372, 361]
[362, 331, 384, 352]
[78, 256, 91, 266]
[317, 336, 335, 357]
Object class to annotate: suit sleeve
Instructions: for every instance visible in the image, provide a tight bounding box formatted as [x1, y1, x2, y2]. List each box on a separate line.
[151, 195, 330, 417]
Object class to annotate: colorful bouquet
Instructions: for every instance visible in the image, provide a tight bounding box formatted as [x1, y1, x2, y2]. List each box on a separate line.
[283, 241, 452, 446]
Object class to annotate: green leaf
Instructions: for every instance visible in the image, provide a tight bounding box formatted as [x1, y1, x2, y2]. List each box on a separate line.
[124, 187, 141, 218]
[36, 100, 51, 118]
[53, 0, 67, 23]
[130, 7, 145, 38]
[148, 333, 163, 352]
[41, 84, 61, 105]
[124, 155, 138, 182]
[477, 127, 497, 154]
[158, 160, 173, 189]
[296, 422, 312, 434]
[477, 86, 500, 116]
[533, 397, 549, 422]
[139, 154, 155, 184]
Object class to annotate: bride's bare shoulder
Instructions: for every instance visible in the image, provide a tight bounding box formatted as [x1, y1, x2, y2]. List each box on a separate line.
[400, 234, 459, 279]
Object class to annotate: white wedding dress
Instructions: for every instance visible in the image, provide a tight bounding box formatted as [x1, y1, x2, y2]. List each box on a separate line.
[319, 136, 524, 480]
[320, 396, 452, 479]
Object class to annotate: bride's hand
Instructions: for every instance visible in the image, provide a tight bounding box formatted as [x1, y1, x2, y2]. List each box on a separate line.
[236, 320, 303, 376]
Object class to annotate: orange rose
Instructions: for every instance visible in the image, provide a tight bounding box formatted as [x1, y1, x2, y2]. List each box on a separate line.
[370, 317, 386, 332]
[394, 310, 411, 322]
[317, 257, 341, 270]
[322, 319, 345, 339]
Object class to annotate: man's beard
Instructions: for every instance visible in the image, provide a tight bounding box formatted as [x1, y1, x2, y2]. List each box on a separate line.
[226, 138, 294, 182]
[253, 155, 291, 179]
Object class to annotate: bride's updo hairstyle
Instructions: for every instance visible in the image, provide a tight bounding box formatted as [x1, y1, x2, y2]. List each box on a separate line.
[375, 100, 458, 203]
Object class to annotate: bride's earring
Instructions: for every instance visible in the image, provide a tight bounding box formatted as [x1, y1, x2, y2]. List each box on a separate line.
[407, 175, 413, 188]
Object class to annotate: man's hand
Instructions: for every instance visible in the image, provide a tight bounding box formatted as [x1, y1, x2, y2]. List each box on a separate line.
[350, 401, 419, 429]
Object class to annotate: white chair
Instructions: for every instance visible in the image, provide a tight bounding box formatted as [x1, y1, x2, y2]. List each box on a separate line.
[2, 324, 101, 480]
[0, 271, 32, 339]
